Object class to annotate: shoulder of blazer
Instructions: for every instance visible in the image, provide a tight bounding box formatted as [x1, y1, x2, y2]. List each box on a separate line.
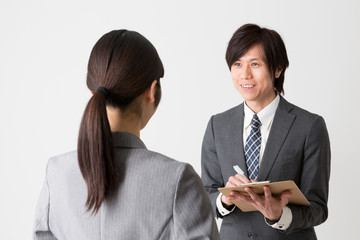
[279, 96, 321, 122]
[47, 150, 78, 171]
[212, 103, 244, 123]
[142, 149, 188, 168]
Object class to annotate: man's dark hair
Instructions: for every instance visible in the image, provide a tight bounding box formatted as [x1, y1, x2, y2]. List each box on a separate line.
[226, 24, 289, 94]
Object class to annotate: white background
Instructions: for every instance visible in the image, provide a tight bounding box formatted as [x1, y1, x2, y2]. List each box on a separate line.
[1, 0, 359, 239]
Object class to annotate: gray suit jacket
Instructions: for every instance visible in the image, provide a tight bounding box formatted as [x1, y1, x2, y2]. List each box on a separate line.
[34, 131, 219, 240]
[201, 97, 330, 240]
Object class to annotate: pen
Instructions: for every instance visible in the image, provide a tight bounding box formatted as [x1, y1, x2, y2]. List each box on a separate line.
[233, 165, 246, 177]
[233, 165, 271, 186]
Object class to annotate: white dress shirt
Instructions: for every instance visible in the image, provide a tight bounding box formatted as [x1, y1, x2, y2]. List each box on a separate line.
[216, 95, 292, 230]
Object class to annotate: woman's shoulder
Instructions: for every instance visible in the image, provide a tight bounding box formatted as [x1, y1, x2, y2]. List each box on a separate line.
[124, 148, 198, 180]
[133, 148, 191, 171]
[46, 150, 78, 173]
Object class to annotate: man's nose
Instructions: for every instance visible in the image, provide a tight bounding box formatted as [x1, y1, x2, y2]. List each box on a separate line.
[240, 65, 252, 80]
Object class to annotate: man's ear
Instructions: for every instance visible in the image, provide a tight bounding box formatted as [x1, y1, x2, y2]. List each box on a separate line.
[145, 80, 157, 103]
[275, 69, 282, 79]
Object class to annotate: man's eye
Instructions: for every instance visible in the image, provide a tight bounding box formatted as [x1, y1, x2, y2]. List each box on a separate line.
[233, 62, 241, 67]
[251, 62, 259, 67]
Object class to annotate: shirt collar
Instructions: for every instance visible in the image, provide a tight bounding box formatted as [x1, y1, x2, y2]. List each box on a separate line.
[244, 94, 280, 130]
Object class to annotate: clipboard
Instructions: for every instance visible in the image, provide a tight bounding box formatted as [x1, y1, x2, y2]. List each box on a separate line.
[218, 180, 309, 212]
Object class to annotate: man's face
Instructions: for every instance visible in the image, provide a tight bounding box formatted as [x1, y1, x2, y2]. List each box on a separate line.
[231, 43, 279, 111]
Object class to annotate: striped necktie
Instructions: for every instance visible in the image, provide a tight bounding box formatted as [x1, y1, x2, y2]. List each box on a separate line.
[245, 114, 262, 180]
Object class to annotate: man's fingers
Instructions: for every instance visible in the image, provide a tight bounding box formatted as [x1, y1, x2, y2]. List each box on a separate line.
[244, 187, 261, 201]
[234, 174, 251, 184]
[280, 190, 292, 205]
[228, 174, 251, 186]
[282, 190, 292, 198]
[263, 186, 272, 199]
[228, 191, 252, 202]
[221, 193, 234, 206]
[228, 176, 242, 186]
[225, 181, 237, 188]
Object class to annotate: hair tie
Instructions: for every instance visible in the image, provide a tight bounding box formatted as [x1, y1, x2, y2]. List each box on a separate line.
[96, 86, 109, 97]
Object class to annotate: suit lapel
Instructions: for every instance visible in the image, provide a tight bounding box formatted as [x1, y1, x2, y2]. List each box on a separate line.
[257, 97, 295, 181]
[227, 103, 249, 178]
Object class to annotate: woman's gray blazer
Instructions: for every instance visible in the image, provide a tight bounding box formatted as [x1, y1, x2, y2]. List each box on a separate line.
[34, 131, 219, 240]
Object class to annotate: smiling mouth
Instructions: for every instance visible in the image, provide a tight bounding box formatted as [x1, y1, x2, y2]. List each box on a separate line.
[241, 84, 254, 88]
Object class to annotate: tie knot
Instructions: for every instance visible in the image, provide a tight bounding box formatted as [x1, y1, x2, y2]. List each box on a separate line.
[251, 114, 261, 129]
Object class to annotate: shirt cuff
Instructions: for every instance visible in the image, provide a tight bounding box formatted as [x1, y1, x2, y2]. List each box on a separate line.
[216, 193, 235, 216]
[265, 206, 293, 230]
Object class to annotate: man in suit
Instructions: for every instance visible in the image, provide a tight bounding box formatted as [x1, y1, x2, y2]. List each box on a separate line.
[201, 24, 330, 239]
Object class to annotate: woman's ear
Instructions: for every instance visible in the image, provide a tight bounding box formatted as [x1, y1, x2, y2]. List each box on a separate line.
[275, 69, 282, 79]
[145, 80, 157, 103]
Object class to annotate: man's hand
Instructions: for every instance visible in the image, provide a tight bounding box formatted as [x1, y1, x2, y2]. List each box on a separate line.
[228, 186, 292, 220]
[221, 174, 251, 208]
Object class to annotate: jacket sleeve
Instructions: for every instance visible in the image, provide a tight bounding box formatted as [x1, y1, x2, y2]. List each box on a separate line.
[33, 161, 57, 240]
[201, 116, 225, 218]
[173, 163, 220, 240]
[286, 116, 331, 234]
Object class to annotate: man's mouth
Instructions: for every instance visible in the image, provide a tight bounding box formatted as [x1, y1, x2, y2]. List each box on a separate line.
[241, 84, 254, 88]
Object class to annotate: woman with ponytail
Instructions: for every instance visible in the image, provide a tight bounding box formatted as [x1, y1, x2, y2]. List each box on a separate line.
[33, 30, 219, 240]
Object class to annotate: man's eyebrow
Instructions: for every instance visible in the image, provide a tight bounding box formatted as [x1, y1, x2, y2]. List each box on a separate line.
[238, 57, 265, 61]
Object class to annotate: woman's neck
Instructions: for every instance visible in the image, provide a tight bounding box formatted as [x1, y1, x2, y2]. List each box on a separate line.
[106, 106, 141, 137]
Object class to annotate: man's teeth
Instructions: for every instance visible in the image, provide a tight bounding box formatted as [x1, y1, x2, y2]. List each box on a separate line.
[241, 85, 254, 88]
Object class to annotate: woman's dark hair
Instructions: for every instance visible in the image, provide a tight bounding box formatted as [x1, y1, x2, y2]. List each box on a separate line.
[225, 24, 289, 95]
[78, 30, 164, 213]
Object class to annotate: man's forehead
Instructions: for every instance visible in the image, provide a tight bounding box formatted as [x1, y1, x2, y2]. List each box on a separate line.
[238, 44, 266, 61]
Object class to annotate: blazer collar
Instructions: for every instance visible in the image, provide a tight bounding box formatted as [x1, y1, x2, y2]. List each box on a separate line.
[257, 96, 296, 180]
[227, 103, 248, 178]
[112, 131, 147, 149]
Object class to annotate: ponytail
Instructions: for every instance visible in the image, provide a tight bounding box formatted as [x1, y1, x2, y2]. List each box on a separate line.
[77, 89, 119, 213]
[78, 29, 164, 213]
